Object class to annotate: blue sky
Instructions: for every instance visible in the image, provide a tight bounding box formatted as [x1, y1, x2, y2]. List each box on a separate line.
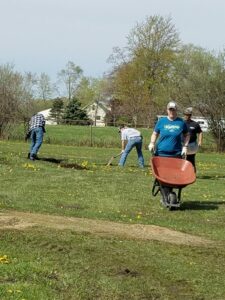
[1, 0, 225, 80]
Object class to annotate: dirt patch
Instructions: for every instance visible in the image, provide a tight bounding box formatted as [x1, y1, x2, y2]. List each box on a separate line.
[0, 210, 213, 247]
[60, 162, 88, 170]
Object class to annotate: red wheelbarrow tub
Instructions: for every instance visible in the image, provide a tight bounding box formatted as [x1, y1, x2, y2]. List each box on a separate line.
[151, 157, 196, 187]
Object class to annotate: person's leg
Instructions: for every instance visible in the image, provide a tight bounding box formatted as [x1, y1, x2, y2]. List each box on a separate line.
[30, 127, 44, 158]
[135, 139, 144, 168]
[187, 154, 196, 172]
[118, 140, 135, 166]
[29, 130, 36, 156]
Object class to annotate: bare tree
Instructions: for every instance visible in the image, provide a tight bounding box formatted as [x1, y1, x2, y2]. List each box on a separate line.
[37, 72, 52, 101]
[57, 61, 83, 100]
[0, 64, 34, 137]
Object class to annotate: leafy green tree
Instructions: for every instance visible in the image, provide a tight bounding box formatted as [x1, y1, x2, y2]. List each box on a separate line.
[75, 77, 109, 105]
[110, 61, 150, 126]
[63, 96, 89, 125]
[75, 77, 95, 107]
[108, 15, 180, 125]
[171, 45, 225, 151]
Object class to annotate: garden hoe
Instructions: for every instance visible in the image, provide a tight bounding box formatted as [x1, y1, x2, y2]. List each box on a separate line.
[106, 152, 122, 166]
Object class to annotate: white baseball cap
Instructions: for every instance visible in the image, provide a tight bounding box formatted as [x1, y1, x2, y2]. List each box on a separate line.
[167, 101, 177, 110]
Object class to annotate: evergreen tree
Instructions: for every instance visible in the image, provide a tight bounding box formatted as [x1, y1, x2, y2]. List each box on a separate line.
[50, 98, 64, 124]
[63, 97, 89, 125]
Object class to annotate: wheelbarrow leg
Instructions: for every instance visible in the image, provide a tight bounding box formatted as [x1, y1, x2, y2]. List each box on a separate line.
[178, 188, 182, 202]
[152, 179, 160, 197]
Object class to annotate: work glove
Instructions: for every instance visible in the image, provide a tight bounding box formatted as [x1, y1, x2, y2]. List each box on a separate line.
[148, 142, 155, 153]
[181, 146, 188, 156]
[121, 150, 125, 154]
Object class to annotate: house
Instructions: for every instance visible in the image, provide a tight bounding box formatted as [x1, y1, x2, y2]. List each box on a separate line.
[38, 108, 57, 125]
[83, 101, 110, 127]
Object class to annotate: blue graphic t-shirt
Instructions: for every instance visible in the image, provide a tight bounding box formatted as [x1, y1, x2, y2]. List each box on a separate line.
[154, 117, 188, 157]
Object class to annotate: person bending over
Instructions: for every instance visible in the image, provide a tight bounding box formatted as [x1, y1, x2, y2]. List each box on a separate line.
[118, 125, 144, 168]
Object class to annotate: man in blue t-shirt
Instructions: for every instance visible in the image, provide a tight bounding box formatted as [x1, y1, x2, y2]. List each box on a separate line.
[148, 101, 190, 206]
[149, 101, 190, 157]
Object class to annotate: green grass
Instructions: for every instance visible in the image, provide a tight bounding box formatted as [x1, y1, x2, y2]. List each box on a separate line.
[8, 123, 217, 151]
[1, 229, 225, 300]
[0, 140, 225, 299]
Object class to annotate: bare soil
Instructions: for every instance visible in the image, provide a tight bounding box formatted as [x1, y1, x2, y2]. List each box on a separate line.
[0, 210, 213, 246]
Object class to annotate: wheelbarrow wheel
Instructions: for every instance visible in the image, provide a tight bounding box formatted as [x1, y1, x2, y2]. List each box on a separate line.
[168, 192, 177, 203]
[168, 192, 179, 210]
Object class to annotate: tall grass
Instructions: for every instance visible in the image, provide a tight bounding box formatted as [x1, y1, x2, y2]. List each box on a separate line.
[7, 124, 217, 151]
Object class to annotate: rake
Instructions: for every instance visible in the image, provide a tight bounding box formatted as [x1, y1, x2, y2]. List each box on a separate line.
[106, 152, 122, 166]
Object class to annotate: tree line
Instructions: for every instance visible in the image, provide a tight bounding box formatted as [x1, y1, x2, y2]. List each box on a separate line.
[0, 15, 224, 150]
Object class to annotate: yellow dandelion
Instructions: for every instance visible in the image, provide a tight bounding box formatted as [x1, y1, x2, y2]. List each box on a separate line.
[0, 255, 9, 264]
[81, 160, 88, 167]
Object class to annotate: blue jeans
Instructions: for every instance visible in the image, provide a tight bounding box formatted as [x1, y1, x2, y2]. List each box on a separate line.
[119, 136, 144, 167]
[30, 127, 44, 157]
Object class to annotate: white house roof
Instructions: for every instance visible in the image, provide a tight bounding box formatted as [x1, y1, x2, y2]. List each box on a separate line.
[38, 108, 57, 125]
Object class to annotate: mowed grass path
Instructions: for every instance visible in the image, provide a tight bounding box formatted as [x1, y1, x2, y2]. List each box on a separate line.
[0, 140, 225, 299]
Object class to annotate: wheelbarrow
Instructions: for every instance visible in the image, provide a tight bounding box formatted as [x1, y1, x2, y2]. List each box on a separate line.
[150, 157, 196, 210]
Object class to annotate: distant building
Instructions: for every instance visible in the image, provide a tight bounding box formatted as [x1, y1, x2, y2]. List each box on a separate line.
[38, 102, 111, 126]
[192, 117, 209, 132]
[83, 101, 110, 127]
[38, 109, 57, 125]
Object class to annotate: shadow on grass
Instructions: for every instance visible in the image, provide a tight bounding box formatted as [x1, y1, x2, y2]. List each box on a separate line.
[197, 175, 225, 180]
[37, 157, 90, 170]
[39, 157, 65, 164]
[181, 200, 225, 211]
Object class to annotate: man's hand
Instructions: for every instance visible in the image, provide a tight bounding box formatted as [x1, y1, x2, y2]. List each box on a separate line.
[121, 150, 125, 154]
[148, 142, 155, 153]
[181, 146, 188, 156]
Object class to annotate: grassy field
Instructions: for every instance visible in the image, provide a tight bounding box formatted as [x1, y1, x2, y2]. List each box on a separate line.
[0, 139, 224, 299]
[9, 124, 217, 151]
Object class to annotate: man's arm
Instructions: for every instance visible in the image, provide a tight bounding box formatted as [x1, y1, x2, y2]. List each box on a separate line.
[148, 131, 159, 152]
[181, 132, 190, 156]
[183, 132, 190, 147]
[198, 132, 203, 146]
[121, 140, 126, 152]
[150, 131, 158, 144]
